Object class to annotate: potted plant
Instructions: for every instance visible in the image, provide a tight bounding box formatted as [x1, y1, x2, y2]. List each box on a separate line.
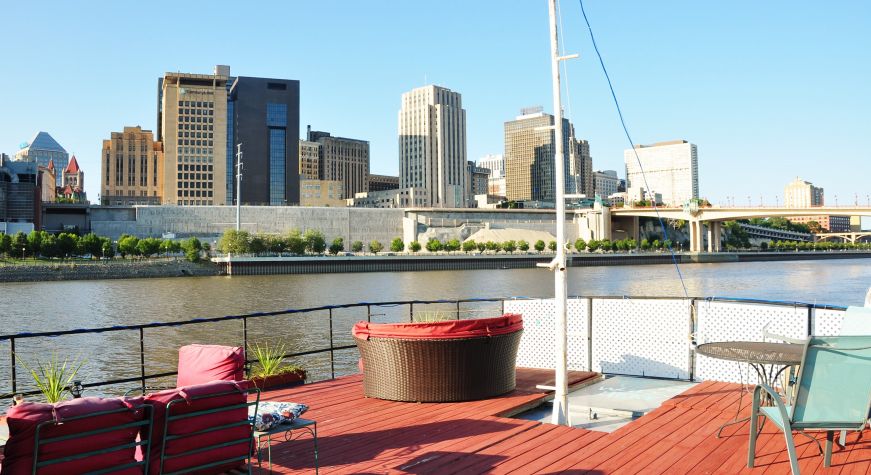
[18, 353, 85, 403]
[248, 341, 306, 389]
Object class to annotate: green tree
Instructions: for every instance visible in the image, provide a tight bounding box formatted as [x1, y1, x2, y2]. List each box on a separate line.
[12, 232, 27, 258]
[409, 241, 421, 253]
[265, 234, 286, 253]
[351, 240, 364, 253]
[476, 241, 486, 252]
[502, 240, 517, 253]
[27, 230, 43, 257]
[518, 240, 529, 252]
[445, 239, 461, 252]
[425, 238, 443, 252]
[286, 229, 306, 255]
[574, 238, 587, 252]
[217, 229, 250, 254]
[328, 237, 345, 255]
[462, 240, 477, 253]
[101, 239, 115, 259]
[627, 239, 637, 250]
[117, 235, 138, 258]
[640, 238, 651, 251]
[40, 234, 60, 258]
[587, 240, 600, 252]
[181, 237, 203, 262]
[390, 237, 404, 253]
[369, 240, 383, 254]
[0, 233, 11, 257]
[249, 234, 267, 255]
[57, 233, 80, 258]
[548, 241, 557, 251]
[652, 239, 662, 250]
[304, 229, 326, 254]
[534, 240, 546, 252]
[79, 233, 103, 258]
[136, 237, 161, 257]
[663, 239, 673, 250]
[600, 239, 611, 252]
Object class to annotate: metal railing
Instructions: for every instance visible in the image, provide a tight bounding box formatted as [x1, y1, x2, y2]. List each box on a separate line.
[0, 298, 509, 401]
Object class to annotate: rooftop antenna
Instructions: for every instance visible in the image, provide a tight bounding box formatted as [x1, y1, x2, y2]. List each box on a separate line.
[235, 143, 243, 231]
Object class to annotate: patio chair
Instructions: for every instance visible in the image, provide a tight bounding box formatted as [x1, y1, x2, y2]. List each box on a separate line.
[141, 380, 259, 475]
[747, 335, 871, 473]
[1, 397, 152, 475]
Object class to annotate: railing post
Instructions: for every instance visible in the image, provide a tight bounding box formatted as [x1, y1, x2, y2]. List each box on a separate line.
[366, 304, 371, 322]
[10, 337, 16, 394]
[328, 308, 335, 379]
[587, 299, 593, 372]
[456, 300, 461, 320]
[409, 303, 414, 322]
[688, 299, 696, 381]
[139, 328, 146, 394]
[807, 306, 814, 336]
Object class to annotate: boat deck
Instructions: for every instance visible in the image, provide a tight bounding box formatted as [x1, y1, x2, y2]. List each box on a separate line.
[256, 371, 871, 474]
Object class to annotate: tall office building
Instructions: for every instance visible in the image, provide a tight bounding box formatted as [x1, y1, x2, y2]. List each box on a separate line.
[399, 85, 467, 208]
[14, 132, 69, 186]
[624, 140, 698, 206]
[308, 127, 369, 200]
[503, 108, 580, 203]
[784, 177, 824, 208]
[158, 69, 229, 205]
[229, 77, 300, 205]
[593, 170, 620, 199]
[466, 161, 490, 201]
[299, 140, 321, 180]
[571, 139, 593, 197]
[101, 126, 164, 205]
[478, 154, 506, 197]
[0, 154, 39, 225]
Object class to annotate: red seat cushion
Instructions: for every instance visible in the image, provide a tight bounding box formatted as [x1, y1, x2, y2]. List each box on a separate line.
[176, 344, 245, 387]
[140, 380, 250, 475]
[352, 313, 523, 340]
[2, 397, 145, 475]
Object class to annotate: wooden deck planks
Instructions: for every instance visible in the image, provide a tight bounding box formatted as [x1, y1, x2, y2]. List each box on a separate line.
[250, 373, 870, 474]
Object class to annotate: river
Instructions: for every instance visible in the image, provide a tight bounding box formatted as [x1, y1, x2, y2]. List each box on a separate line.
[1, 258, 869, 398]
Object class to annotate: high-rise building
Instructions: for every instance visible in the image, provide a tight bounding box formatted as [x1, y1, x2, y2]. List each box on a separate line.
[14, 132, 69, 186]
[229, 77, 300, 205]
[466, 161, 490, 203]
[101, 126, 164, 205]
[503, 108, 581, 204]
[571, 139, 594, 197]
[399, 85, 467, 208]
[784, 177, 824, 208]
[624, 140, 698, 206]
[158, 69, 229, 205]
[307, 127, 369, 200]
[299, 140, 321, 180]
[368, 174, 399, 192]
[59, 155, 86, 202]
[593, 170, 620, 199]
[0, 154, 39, 225]
[477, 154, 505, 178]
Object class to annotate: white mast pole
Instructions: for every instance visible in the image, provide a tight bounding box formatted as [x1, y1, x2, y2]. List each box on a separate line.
[235, 143, 243, 231]
[547, 0, 573, 426]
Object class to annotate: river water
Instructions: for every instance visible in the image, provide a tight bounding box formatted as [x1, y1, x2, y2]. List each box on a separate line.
[1, 258, 869, 398]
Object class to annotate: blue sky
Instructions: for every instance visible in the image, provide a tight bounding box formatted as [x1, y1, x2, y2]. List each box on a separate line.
[1, 1, 869, 207]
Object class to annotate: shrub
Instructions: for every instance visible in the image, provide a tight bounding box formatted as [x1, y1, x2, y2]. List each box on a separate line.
[485, 241, 499, 251]
[218, 229, 250, 254]
[587, 240, 600, 252]
[328, 237, 345, 255]
[18, 354, 85, 403]
[534, 240, 546, 252]
[351, 240, 364, 253]
[409, 241, 421, 252]
[574, 238, 586, 252]
[548, 241, 557, 251]
[181, 237, 202, 262]
[118, 235, 140, 258]
[444, 239, 461, 252]
[476, 241, 486, 252]
[369, 240, 383, 254]
[426, 238, 443, 252]
[248, 341, 301, 378]
[286, 229, 306, 255]
[390, 237, 404, 252]
[462, 240, 477, 253]
[502, 240, 516, 253]
[518, 240, 529, 252]
[304, 229, 326, 254]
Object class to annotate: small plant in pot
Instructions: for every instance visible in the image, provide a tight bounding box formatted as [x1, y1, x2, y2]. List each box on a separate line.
[18, 353, 85, 403]
[248, 341, 306, 389]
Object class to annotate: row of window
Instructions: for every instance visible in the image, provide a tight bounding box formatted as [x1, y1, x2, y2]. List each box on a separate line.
[177, 139, 214, 147]
[179, 115, 213, 124]
[177, 180, 213, 189]
[176, 190, 214, 198]
[180, 123, 214, 131]
[179, 108, 214, 116]
[178, 101, 215, 108]
[177, 164, 213, 172]
[177, 173, 213, 180]
[177, 131, 215, 139]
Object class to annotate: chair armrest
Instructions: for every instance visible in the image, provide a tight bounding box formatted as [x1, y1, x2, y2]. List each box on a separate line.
[753, 383, 792, 424]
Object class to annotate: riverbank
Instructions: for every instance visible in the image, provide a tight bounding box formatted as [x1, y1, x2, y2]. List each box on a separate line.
[1, 251, 869, 282]
[0, 259, 219, 282]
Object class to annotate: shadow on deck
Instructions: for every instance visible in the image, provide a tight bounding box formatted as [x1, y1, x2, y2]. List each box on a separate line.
[254, 370, 871, 474]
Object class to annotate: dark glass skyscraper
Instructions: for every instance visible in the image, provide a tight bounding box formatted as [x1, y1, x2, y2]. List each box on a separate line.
[228, 77, 300, 205]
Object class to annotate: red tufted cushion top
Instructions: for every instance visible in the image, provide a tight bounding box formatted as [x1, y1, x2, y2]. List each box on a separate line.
[352, 313, 523, 340]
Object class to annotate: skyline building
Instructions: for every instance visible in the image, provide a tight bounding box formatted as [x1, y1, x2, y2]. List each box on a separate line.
[593, 170, 620, 199]
[624, 140, 698, 206]
[466, 160, 490, 204]
[399, 85, 467, 208]
[299, 140, 321, 180]
[571, 139, 593, 198]
[229, 76, 301, 205]
[478, 154, 506, 196]
[14, 132, 69, 186]
[308, 127, 369, 200]
[158, 69, 229, 206]
[0, 154, 39, 226]
[100, 126, 164, 205]
[368, 174, 399, 192]
[784, 177, 824, 208]
[503, 108, 582, 204]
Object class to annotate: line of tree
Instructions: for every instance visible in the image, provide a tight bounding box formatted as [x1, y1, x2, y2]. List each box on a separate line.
[765, 240, 871, 251]
[216, 229, 388, 256]
[0, 231, 206, 262]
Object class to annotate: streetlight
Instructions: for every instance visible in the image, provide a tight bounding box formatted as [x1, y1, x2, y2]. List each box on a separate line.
[22, 246, 25, 260]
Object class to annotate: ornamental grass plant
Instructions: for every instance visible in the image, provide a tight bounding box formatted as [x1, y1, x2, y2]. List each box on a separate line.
[17, 353, 85, 403]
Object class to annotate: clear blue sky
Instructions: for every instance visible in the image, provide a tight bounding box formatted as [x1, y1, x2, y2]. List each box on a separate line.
[1, 1, 869, 208]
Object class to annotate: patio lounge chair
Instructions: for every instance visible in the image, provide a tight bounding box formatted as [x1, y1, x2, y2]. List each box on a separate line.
[1, 397, 152, 475]
[747, 335, 871, 474]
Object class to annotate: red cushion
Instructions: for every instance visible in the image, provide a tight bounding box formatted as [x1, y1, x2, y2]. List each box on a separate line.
[140, 380, 250, 475]
[352, 313, 523, 340]
[177, 344, 245, 387]
[2, 397, 145, 475]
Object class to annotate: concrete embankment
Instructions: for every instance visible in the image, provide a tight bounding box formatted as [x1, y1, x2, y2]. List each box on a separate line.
[0, 260, 220, 283]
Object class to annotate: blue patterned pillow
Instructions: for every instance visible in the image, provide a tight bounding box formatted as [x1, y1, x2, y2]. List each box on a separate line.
[248, 401, 309, 431]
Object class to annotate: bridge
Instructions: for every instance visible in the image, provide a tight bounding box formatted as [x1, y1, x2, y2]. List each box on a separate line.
[738, 223, 811, 242]
[815, 231, 871, 244]
[577, 205, 871, 253]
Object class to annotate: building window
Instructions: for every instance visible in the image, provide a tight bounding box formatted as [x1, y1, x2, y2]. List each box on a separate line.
[269, 128, 286, 205]
[266, 103, 288, 127]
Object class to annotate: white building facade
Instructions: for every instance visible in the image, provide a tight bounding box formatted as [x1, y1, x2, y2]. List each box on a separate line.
[784, 177, 824, 208]
[624, 140, 698, 206]
[399, 85, 467, 208]
[592, 170, 619, 199]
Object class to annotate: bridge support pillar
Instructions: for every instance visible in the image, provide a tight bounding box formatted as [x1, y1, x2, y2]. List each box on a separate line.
[707, 221, 722, 252]
[689, 220, 705, 253]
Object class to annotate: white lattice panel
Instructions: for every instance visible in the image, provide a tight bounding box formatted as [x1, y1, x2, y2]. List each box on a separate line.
[504, 298, 589, 371]
[812, 308, 846, 335]
[591, 298, 691, 379]
[695, 301, 808, 384]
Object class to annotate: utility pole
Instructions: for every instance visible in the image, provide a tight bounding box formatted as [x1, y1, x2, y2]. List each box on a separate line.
[235, 143, 243, 231]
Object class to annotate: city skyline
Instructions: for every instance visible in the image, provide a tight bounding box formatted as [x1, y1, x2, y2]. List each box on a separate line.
[0, 1, 868, 206]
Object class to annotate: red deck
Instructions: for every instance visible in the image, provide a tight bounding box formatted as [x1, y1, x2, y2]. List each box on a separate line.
[255, 372, 871, 474]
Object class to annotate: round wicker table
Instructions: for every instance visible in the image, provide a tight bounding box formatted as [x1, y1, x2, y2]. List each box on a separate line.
[696, 341, 804, 437]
